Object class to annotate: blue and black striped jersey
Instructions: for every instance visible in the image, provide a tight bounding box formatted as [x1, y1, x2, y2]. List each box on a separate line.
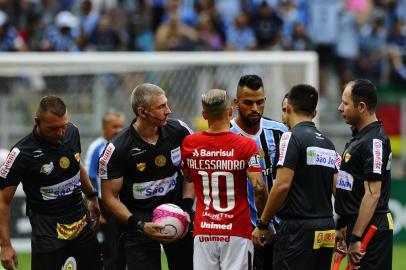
[230, 117, 287, 225]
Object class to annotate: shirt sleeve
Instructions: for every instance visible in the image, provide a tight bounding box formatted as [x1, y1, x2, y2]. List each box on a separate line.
[180, 139, 191, 175]
[277, 131, 300, 171]
[99, 142, 122, 180]
[242, 139, 262, 172]
[0, 148, 23, 188]
[362, 138, 386, 181]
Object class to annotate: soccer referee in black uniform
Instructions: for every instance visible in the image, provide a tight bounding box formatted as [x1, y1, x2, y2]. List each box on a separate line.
[100, 83, 194, 270]
[0, 96, 102, 270]
[252, 84, 339, 270]
[335, 79, 393, 269]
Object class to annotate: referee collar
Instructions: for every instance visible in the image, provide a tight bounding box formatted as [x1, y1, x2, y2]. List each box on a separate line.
[32, 125, 63, 149]
[130, 118, 171, 145]
[351, 121, 382, 138]
[294, 121, 315, 129]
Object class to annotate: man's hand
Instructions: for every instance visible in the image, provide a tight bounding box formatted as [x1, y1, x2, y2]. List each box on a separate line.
[348, 241, 365, 264]
[335, 229, 347, 254]
[143, 222, 178, 244]
[87, 197, 101, 230]
[252, 227, 275, 248]
[0, 245, 18, 270]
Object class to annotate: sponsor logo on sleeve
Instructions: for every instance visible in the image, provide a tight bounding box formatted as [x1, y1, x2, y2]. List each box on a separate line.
[306, 147, 336, 168]
[0, 148, 20, 179]
[98, 143, 115, 179]
[40, 172, 81, 200]
[132, 172, 177, 199]
[277, 132, 292, 165]
[171, 146, 181, 166]
[248, 153, 261, 168]
[277, 132, 292, 166]
[373, 139, 383, 174]
[57, 215, 87, 240]
[336, 170, 354, 191]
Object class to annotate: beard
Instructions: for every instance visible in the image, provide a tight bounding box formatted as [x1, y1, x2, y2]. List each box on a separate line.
[239, 111, 262, 125]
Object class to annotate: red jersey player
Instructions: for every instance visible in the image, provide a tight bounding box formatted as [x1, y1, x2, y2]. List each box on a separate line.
[181, 89, 268, 270]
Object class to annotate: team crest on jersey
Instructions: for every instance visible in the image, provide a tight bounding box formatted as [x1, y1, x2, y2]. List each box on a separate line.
[171, 146, 181, 166]
[136, 162, 146, 172]
[155, 155, 166, 167]
[74, 153, 80, 162]
[59, 157, 70, 169]
[40, 162, 54, 175]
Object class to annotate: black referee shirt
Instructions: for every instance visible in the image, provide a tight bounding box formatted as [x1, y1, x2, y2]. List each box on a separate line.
[335, 121, 391, 216]
[99, 118, 192, 216]
[276, 121, 338, 219]
[0, 123, 85, 216]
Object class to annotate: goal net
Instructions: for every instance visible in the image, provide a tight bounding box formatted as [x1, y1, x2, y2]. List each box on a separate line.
[0, 51, 317, 251]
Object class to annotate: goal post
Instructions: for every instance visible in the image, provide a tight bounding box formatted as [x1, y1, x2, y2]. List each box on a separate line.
[0, 51, 318, 149]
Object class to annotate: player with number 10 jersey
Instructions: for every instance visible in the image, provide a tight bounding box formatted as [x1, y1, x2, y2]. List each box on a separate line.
[181, 131, 261, 239]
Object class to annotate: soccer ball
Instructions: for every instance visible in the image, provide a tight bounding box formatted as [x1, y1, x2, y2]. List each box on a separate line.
[152, 203, 188, 239]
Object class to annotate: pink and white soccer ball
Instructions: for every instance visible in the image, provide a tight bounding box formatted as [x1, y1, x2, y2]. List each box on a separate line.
[152, 203, 188, 239]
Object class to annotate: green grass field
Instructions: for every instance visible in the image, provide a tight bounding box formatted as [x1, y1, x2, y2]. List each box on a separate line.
[1, 245, 405, 270]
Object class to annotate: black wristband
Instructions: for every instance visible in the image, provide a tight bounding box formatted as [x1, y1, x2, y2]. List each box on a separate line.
[127, 215, 145, 233]
[180, 198, 194, 211]
[86, 191, 98, 199]
[256, 219, 269, 230]
[348, 233, 362, 243]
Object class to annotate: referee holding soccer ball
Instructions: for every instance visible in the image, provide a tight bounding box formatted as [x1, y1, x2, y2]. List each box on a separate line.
[100, 83, 194, 270]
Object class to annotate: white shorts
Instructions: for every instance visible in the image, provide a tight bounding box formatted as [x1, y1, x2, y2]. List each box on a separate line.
[193, 234, 253, 270]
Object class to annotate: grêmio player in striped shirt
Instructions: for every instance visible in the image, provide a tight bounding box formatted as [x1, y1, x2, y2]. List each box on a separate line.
[230, 75, 287, 270]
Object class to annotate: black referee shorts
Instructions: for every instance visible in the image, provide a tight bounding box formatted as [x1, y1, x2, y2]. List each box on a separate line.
[30, 211, 102, 270]
[124, 230, 193, 270]
[273, 218, 335, 270]
[345, 213, 393, 270]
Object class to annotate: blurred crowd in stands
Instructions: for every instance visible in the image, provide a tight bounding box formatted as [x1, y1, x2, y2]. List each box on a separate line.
[0, 0, 405, 90]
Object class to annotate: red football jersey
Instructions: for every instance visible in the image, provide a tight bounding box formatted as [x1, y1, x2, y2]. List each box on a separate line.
[181, 131, 261, 239]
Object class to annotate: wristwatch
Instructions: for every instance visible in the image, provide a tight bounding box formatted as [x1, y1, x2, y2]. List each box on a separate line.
[256, 219, 269, 230]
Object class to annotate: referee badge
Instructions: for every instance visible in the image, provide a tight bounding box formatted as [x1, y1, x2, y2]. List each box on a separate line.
[59, 157, 70, 169]
[344, 152, 351, 163]
[136, 162, 146, 171]
[155, 155, 166, 167]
